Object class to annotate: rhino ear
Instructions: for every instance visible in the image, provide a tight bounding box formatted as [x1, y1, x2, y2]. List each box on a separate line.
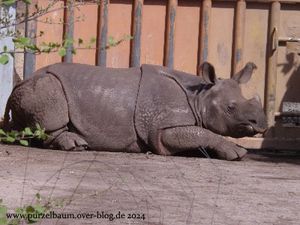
[232, 62, 257, 84]
[199, 62, 217, 84]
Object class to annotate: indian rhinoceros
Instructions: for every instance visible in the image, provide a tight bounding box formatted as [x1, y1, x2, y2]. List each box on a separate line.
[3, 62, 267, 160]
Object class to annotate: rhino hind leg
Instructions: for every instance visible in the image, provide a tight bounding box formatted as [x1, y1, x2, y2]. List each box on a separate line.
[48, 129, 88, 151]
[9, 74, 88, 150]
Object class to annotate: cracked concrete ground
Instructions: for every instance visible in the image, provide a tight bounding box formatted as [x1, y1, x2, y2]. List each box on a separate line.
[0, 144, 299, 225]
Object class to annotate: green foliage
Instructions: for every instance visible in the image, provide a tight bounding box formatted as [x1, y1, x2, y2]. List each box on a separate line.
[0, 54, 9, 65]
[0, 194, 64, 225]
[0, 0, 133, 65]
[1, 0, 31, 6]
[0, 124, 48, 146]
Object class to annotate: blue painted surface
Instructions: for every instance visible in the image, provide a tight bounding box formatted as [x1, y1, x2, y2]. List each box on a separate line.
[0, 6, 15, 117]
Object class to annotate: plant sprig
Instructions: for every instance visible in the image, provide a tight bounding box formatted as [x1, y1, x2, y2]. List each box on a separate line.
[0, 124, 48, 146]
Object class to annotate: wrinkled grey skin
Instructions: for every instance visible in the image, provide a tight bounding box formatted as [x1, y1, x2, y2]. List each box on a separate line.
[3, 62, 267, 160]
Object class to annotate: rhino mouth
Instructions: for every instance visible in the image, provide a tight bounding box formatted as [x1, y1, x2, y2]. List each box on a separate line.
[234, 123, 266, 138]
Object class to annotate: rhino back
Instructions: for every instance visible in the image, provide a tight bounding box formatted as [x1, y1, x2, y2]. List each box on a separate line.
[135, 65, 196, 147]
[47, 63, 141, 152]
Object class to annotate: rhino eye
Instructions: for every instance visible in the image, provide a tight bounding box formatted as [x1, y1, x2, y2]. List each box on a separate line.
[227, 103, 236, 111]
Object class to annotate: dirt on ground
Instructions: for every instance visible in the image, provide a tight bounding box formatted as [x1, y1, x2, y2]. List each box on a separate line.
[0, 144, 299, 225]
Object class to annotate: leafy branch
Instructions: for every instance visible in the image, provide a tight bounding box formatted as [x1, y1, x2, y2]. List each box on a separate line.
[0, 35, 133, 64]
[0, 124, 48, 146]
[0, 193, 65, 225]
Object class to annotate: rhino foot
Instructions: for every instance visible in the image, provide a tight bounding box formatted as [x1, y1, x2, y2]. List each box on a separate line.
[214, 142, 247, 161]
[51, 132, 89, 151]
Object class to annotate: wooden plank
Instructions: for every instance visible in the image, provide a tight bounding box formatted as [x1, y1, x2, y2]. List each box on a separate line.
[164, 0, 177, 69]
[227, 137, 300, 150]
[232, 0, 246, 75]
[96, 0, 109, 66]
[265, 1, 280, 130]
[0, 5, 15, 117]
[130, 0, 143, 67]
[62, 0, 74, 63]
[198, 0, 211, 75]
[23, 0, 37, 79]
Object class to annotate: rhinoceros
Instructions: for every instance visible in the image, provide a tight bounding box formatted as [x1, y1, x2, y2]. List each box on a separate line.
[3, 62, 267, 160]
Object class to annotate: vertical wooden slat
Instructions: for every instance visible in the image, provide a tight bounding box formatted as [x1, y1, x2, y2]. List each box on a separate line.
[130, 0, 143, 67]
[198, 0, 211, 75]
[23, 0, 37, 79]
[63, 0, 74, 63]
[232, 0, 246, 75]
[265, 1, 280, 129]
[164, 0, 177, 69]
[96, 0, 109, 66]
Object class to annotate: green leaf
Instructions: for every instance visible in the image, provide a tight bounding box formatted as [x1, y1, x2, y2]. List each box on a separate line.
[90, 37, 96, 44]
[8, 218, 20, 225]
[13, 37, 31, 45]
[78, 38, 83, 45]
[33, 204, 45, 214]
[15, 208, 24, 215]
[2, 0, 16, 6]
[0, 205, 7, 217]
[25, 206, 34, 214]
[7, 131, 18, 138]
[0, 129, 6, 136]
[4, 136, 15, 143]
[108, 36, 117, 47]
[19, 140, 29, 146]
[24, 127, 33, 136]
[35, 193, 41, 201]
[58, 47, 66, 57]
[0, 218, 8, 225]
[63, 38, 73, 48]
[22, 0, 32, 4]
[0, 55, 9, 65]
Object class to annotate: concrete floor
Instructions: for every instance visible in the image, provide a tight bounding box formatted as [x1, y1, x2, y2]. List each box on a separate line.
[0, 145, 299, 225]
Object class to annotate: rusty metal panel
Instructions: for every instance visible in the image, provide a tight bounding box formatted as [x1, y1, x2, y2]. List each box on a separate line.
[277, 4, 300, 112]
[173, 0, 200, 74]
[107, 0, 132, 68]
[209, 1, 235, 79]
[35, 0, 64, 70]
[243, 3, 269, 102]
[140, 0, 166, 66]
[73, 4, 98, 65]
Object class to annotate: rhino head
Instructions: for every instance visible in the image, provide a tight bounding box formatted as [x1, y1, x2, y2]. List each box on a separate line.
[198, 62, 268, 138]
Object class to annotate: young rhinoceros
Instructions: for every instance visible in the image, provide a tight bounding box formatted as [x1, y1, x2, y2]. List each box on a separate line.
[3, 62, 267, 160]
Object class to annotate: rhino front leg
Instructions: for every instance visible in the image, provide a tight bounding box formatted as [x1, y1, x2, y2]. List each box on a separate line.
[159, 126, 247, 160]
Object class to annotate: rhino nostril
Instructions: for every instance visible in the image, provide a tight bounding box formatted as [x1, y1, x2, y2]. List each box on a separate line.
[249, 119, 257, 124]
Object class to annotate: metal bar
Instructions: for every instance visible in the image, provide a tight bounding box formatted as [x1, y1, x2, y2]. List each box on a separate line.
[232, 0, 246, 76]
[265, 1, 280, 129]
[23, 0, 37, 78]
[164, 0, 177, 69]
[62, 0, 74, 63]
[279, 37, 300, 43]
[96, 0, 109, 66]
[198, 0, 211, 75]
[130, 0, 143, 67]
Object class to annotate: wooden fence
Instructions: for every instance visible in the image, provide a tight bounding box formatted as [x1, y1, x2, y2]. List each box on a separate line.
[2, 0, 300, 148]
